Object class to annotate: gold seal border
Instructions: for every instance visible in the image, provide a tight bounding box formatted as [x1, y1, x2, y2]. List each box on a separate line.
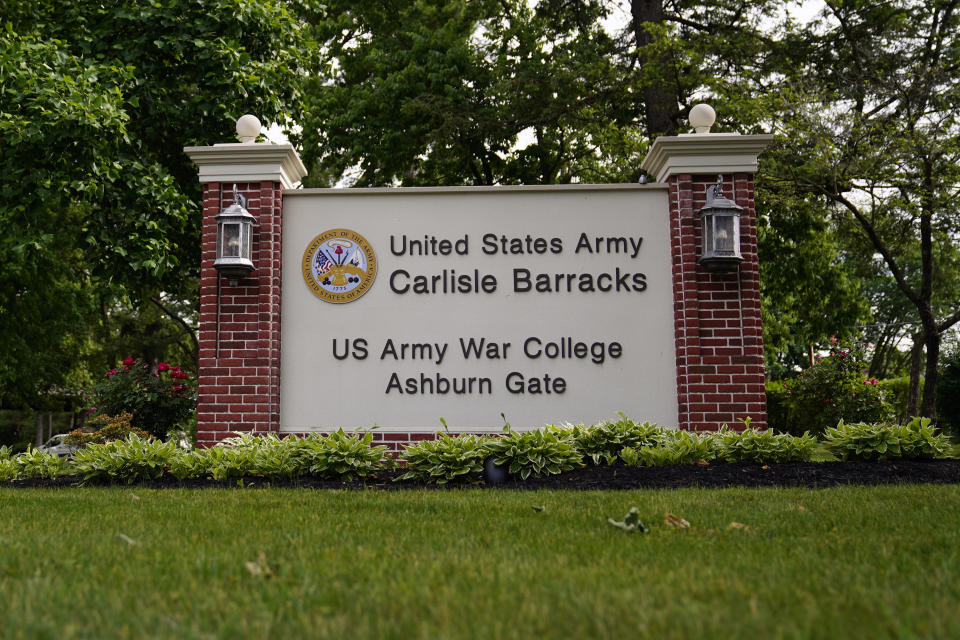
[301, 228, 378, 304]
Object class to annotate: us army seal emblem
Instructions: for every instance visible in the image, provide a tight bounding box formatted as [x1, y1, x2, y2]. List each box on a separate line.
[302, 229, 377, 303]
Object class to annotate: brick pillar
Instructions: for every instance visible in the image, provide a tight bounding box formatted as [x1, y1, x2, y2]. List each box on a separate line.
[668, 173, 765, 431]
[185, 135, 306, 446]
[641, 126, 773, 431]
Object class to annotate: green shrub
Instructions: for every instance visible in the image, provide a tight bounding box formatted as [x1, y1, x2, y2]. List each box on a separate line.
[13, 448, 68, 479]
[0, 457, 17, 481]
[87, 357, 195, 439]
[714, 426, 816, 463]
[877, 377, 911, 424]
[822, 417, 952, 461]
[0, 444, 12, 461]
[569, 417, 662, 465]
[64, 412, 152, 446]
[621, 429, 720, 467]
[70, 434, 179, 483]
[298, 430, 392, 480]
[764, 381, 791, 432]
[784, 339, 892, 435]
[937, 350, 960, 434]
[482, 428, 583, 480]
[169, 449, 212, 481]
[399, 434, 488, 483]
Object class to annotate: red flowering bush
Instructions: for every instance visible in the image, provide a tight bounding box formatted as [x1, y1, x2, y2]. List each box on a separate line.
[87, 358, 196, 439]
[782, 339, 893, 435]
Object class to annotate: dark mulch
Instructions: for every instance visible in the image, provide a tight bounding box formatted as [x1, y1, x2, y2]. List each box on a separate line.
[8, 459, 960, 491]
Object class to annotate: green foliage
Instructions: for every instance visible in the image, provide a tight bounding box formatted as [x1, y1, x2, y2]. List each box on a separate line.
[482, 428, 583, 480]
[568, 417, 662, 466]
[764, 381, 790, 432]
[937, 350, 960, 434]
[297, 0, 645, 187]
[1, 1, 308, 408]
[297, 430, 392, 481]
[0, 444, 11, 460]
[399, 434, 487, 484]
[783, 340, 892, 435]
[823, 418, 952, 461]
[70, 434, 178, 483]
[714, 427, 816, 463]
[877, 377, 912, 424]
[621, 429, 720, 468]
[12, 447, 67, 479]
[0, 457, 16, 481]
[87, 358, 195, 439]
[64, 412, 151, 446]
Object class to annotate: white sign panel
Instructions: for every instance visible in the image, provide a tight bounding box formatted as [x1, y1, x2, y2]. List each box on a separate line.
[280, 185, 677, 431]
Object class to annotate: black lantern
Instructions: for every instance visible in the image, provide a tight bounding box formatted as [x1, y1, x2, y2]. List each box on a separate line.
[697, 177, 743, 273]
[214, 185, 256, 286]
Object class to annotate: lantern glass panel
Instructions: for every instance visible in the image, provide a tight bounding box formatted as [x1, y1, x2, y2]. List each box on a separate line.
[713, 215, 736, 255]
[222, 223, 241, 257]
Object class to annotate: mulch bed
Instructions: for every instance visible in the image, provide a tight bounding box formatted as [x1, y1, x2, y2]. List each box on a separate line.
[8, 459, 960, 490]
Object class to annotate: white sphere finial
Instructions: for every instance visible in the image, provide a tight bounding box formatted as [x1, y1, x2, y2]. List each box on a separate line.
[236, 114, 262, 143]
[689, 104, 716, 134]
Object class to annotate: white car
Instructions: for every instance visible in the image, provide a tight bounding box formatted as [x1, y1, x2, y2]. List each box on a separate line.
[37, 434, 81, 457]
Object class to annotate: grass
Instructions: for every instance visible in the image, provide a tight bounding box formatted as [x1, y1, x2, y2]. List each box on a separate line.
[1, 485, 958, 639]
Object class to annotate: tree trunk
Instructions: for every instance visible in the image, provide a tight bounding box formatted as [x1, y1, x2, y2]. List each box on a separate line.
[35, 413, 43, 447]
[631, 0, 678, 137]
[921, 330, 941, 421]
[907, 333, 923, 418]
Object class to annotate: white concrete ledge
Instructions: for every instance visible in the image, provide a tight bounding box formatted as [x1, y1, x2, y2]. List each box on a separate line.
[640, 133, 775, 183]
[184, 142, 308, 189]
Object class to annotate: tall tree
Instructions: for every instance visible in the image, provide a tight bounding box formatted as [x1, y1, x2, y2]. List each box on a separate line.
[296, 0, 646, 187]
[764, 0, 960, 417]
[0, 1, 307, 404]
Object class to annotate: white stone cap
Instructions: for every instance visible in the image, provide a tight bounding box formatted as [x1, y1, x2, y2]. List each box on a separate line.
[184, 142, 308, 189]
[640, 133, 774, 183]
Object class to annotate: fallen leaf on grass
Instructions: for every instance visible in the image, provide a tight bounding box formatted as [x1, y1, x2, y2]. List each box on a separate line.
[696, 459, 709, 466]
[129, 493, 140, 501]
[797, 502, 806, 511]
[664, 513, 690, 528]
[531, 505, 545, 512]
[244, 552, 274, 579]
[608, 506, 649, 533]
[116, 533, 138, 546]
[761, 465, 770, 470]
[727, 522, 750, 531]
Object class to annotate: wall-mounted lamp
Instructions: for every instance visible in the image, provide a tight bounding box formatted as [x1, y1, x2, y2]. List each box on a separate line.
[213, 185, 256, 286]
[697, 177, 743, 273]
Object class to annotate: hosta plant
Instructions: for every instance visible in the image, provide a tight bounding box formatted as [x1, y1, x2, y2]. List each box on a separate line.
[70, 434, 178, 483]
[621, 429, 720, 467]
[301, 429, 392, 480]
[823, 418, 952, 461]
[570, 417, 662, 465]
[0, 458, 17, 481]
[482, 427, 583, 480]
[399, 433, 488, 483]
[13, 448, 68, 479]
[715, 426, 816, 463]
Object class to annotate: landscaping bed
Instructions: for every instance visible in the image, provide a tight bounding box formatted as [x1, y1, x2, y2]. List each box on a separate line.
[9, 458, 960, 490]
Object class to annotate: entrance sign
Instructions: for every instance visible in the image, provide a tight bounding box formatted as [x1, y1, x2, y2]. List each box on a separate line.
[281, 186, 677, 431]
[185, 113, 773, 449]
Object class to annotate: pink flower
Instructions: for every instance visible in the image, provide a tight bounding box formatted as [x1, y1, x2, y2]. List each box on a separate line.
[157, 362, 170, 372]
[123, 357, 135, 366]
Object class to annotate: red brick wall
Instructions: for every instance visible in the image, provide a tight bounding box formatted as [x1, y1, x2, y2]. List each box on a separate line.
[196, 181, 284, 447]
[669, 173, 767, 431]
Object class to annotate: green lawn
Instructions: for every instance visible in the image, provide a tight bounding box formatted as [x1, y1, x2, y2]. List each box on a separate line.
[1, 485, 958, 639]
